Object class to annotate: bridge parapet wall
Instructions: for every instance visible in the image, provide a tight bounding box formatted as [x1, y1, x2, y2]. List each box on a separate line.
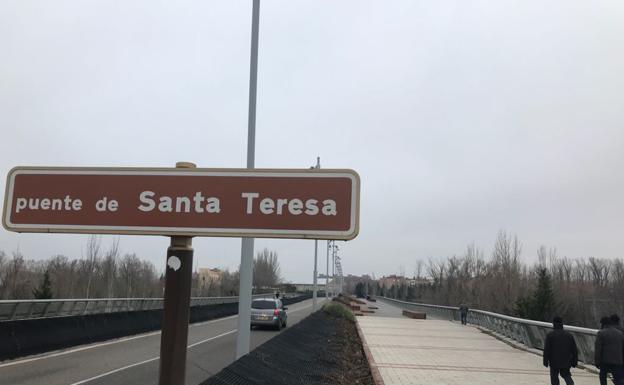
[379, 297, 598, 365]
[0, 293, 311, 360]
[0, 294, 290, 321]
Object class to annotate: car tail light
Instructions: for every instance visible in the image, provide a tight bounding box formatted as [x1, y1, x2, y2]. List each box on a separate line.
[273, 309, 279, 316]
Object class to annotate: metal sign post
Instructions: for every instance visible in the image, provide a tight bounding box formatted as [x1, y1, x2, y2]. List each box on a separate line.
[158, 243, 194, 385]
[157, 162, 195, 385]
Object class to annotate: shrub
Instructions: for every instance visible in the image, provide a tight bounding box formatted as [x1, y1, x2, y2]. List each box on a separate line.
[323, 302, 355, 322]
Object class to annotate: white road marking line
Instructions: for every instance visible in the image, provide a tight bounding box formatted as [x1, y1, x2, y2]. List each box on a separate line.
[68, 302, 320, 384]
[0, 331, 160, 369]
[187, 329, 237, 349]
[0, 314, 238, 368]
[69, 356, 159, 385]
[69, 329, 239, 385]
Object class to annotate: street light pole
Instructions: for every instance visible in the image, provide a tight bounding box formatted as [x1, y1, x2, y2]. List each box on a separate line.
[312, 156, 320, 311]
[332, 241, 335, 296]
[325, 240, 330, 299]
[236, 0, 260, 359]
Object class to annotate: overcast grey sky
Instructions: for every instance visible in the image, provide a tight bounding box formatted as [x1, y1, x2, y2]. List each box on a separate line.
[1, 1, 624, 283]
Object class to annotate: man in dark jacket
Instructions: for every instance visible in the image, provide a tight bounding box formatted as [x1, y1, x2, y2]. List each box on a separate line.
[595, 317, 624, 385]
[544, 317, 578, 385]
[612, 315, 624, 385]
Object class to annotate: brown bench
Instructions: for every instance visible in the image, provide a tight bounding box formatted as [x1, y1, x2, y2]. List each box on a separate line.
[402, 310, 426, 319]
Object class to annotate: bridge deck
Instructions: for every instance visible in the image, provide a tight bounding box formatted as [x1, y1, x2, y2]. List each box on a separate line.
[358, 300, 597, 385]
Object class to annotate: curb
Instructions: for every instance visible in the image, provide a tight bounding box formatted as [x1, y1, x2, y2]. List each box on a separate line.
[355, 319, 385, 385]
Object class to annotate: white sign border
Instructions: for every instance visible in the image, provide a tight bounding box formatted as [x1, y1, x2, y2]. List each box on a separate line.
[2, 167, 360, 240]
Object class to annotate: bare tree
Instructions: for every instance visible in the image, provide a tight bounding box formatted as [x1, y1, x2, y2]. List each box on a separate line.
[537, 245, 548, 268]
[414, 259, 424, 279]
[0, 246, 163, 300]
[253, 249, 281, 290]
[47, 255, 71, 298]
[101, 238, 120, 298]
[118, 253, 141, 298]
[84, 235, 102, 298]
[7, 250, 26, 299]
[491, 231, 522, 312]
[588, 257, 610, 287]
[0, 250, 6, 298]
[220, 269, 239, 296]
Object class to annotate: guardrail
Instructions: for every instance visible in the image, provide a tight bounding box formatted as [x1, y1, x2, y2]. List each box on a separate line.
[0, 293, 283, 321]
[379, 297, 599, 365]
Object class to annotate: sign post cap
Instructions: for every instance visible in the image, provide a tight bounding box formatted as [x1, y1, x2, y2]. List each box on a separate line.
[175, 162, 196, 169]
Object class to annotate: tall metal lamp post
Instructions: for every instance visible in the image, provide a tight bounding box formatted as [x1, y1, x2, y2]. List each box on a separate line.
[311, 157, 320, 310]
[236, 0, 260, 359]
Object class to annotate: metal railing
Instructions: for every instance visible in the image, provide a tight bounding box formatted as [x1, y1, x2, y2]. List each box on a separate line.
[379, 297, 599, 365]
[0, 294, 277, 321]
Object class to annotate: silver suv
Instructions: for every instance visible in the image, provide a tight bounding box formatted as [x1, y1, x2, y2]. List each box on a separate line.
[250, 298, 288, 330]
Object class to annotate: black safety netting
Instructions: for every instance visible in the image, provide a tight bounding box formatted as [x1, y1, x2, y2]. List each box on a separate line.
[200, 310, 374, 385]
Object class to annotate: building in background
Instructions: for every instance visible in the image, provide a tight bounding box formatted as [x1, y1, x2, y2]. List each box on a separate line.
[197, 268, 223, 290]
[378, 275, 432, 289]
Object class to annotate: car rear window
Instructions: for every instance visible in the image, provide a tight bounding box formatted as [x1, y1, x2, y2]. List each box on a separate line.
[252, 300, 276, 309]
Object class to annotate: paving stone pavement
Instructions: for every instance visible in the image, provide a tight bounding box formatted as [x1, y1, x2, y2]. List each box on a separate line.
[357, 300, 599, 385]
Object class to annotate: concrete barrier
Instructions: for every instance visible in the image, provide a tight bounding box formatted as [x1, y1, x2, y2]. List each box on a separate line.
[402, 310, 426, 319]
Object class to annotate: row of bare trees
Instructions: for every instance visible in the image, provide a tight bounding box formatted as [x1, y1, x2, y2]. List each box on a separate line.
[0, 236, 162, 300]
[0, 239, 285, 300]
[376, 231, 624, 328]
[192, 269, 240, 297]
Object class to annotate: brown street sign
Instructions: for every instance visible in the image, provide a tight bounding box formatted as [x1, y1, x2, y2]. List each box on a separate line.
[2, 167, 360, 240]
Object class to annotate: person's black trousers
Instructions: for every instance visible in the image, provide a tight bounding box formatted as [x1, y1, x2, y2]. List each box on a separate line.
[599, 364, 623, 385]
[460, 313, 467, 325]
[550, 367, 574, 385]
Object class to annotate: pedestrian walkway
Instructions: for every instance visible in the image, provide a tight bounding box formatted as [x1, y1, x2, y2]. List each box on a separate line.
[357, 300, 598, 385]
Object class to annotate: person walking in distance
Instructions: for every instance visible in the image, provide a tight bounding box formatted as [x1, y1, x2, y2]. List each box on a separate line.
[459, 303, 469, 325]
[611, 314, 624, 385]
[595, 317, 624, 385]
[543, 317, 578, 385]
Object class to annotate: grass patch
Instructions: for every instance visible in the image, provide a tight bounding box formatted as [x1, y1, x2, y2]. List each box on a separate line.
[332, 295, 352, 306]
[323, 302, 355, 322]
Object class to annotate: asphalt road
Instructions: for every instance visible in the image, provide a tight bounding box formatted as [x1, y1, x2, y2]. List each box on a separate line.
[0, 297, 326, 385]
